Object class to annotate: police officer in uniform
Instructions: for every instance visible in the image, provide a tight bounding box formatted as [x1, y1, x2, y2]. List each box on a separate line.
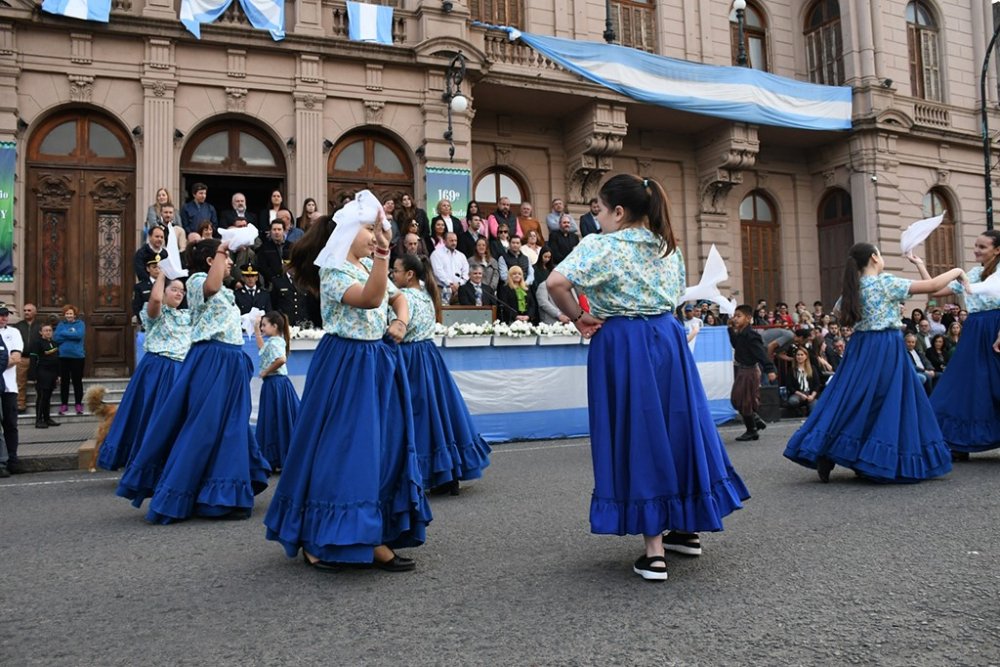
[269, 260, 309, 326]
[234, 262, 271, 315]
[132, 255, 163, 322]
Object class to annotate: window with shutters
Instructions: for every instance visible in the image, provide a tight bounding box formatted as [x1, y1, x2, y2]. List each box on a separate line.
[906, 1, 942, 101]
[804, 0, 844, 85]
[922, 190, 955, 302]
[740, 191, 782, 305]
[730, 2, 769, 71]
[611, 0, 656, 53]
[468, 0, 523, 29]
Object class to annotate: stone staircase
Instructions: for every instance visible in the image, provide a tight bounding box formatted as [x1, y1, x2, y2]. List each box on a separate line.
[18, 377, 129, 425]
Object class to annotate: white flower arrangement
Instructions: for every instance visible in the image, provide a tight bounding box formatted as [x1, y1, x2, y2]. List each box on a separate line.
[443, 321, 494, 338]
[493, 320, 535, 338]
[289, 324, 325, 340]
[534, 321, 581, 337]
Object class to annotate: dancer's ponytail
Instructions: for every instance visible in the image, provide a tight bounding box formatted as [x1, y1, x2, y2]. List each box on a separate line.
[399, 253, 442, 322]
[264, 310, 291, 355]
[838, 242, 877, 328]
[599, 175, 678, 258]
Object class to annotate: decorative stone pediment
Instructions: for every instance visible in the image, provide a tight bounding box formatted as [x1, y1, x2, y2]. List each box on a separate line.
[364, 100, 385, 125]
[68, 74, 94, 103]
[563, 102, 628, 204]
[695, 123, 759, 214]
[34, 174, 76, 209]
[225, 87, 247, 113]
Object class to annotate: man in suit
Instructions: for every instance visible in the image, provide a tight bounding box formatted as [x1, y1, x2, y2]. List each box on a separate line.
[904, 333, 936, 393]
[234, 263, 271, 315]
[270, 266, 310, 326]
[825, 336, 846, 371]
[458, 214, 487, 258]
[257, 220, 290, 286]
[915, 318, 934, 354]
[579, 198, 602, 237]
[219, 192, 258, 230]
[457, 264, 496, 308]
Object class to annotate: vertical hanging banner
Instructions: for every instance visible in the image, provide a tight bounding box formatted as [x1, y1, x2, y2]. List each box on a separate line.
[0, 142, 14, 282]
[425, 167, 470, 220]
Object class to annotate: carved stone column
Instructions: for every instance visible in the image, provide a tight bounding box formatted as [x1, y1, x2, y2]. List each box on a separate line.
[294, 54, 326, 212]
[562, 102, 628, 205]
[141, 38, 178, 217]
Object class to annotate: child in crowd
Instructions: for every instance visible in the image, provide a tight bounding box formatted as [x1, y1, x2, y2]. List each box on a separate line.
[727, 304, 777, 441]
[546, 174, 749, 582]
[265, 192, 431, 573]
[254, 310, 300, 472]
[784, 243, 963, 483]
[117, 239, 269, 522]
[98, 268, 190, 471]
[31, 323, 60, 429]
[390, 253, 491, 496]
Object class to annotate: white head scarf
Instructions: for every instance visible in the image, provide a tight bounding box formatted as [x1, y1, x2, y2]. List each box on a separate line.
[315, 190, 387, 269]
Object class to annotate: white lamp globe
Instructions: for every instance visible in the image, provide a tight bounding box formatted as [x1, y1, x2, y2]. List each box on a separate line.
[450, 94, 469, 114]
[733, 0, 746, 9]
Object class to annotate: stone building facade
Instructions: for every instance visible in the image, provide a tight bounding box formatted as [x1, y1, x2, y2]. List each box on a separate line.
[0, 0, 994, 374]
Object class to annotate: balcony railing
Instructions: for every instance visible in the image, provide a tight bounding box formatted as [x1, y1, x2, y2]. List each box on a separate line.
[913, 101, 950, 128]
[483, 29, 561, 71]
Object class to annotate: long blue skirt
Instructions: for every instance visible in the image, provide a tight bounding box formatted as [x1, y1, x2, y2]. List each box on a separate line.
[399, 339, 491, 487]
[930, 310, 1000, 452]
[256, 374, 301, 471]
[587, 314, 749, 536]
[264, 335, 432, 564]
[116, 341, 270, 522]
[784, 330, 952, 482]
[97, 353, 181, 471]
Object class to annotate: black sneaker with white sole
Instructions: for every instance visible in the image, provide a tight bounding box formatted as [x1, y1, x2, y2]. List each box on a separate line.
[662, 531, 702, 556]
[633, 555, 668, 581]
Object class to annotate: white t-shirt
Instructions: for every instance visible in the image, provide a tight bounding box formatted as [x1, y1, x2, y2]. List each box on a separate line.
[0, 326, 23, 394]
[683, 315, 701, 353]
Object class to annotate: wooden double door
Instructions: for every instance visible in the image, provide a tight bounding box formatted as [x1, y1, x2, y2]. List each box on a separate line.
[26, 112, 136, 377]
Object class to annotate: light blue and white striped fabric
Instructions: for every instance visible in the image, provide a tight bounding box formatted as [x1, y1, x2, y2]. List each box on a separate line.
[496, 29, 852, 131]
[41, 0, 111, 23]
[180, 0, 284, 41]
[346, 1, 393, 45]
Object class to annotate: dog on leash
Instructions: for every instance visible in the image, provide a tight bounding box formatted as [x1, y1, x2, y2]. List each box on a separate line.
[84, 386, 117, 472]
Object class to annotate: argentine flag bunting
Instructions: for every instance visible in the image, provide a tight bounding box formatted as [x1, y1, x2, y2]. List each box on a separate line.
[346, 1, 394, 45]
[180, 0, 285, 41]
[42, 0, 112, 23]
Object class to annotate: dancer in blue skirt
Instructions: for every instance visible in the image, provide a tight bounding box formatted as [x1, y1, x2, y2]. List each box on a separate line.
[264, 191, 431, 573]
[390, 253, 491, 495]
[914, 230, 1000, 459]
[784, 242, 965, 483]
[253, 311, 300, 472]
[546, 174, 749, 582]
[117, 239, 270, 522]
[98, 267, 190, 471]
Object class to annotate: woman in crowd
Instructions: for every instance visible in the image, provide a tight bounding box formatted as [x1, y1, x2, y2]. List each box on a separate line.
[397, 193, 430, 239]
[902, 307, 925, 334]
[546, 174, 749, 582]
[783, 346, 821, 415]
[497, 265, 537, 325]
[533, 247, 555, 290]
[254, 311, 300, 473]
[489, 223, 510, 261]
[145, 187, 172, 240]
[264, 193, 430, 572]
[703, 312, 720, 327]
[919, 230, 1000, 460]
[54, 304, 85, 415]
[784, 244, 963, 483]
[98, 269, 190, 470]
[117, 238, 269, 522]
[196, 221, 214, 241]
[297, 198, 318, 231]
[945, 321, 962, 357]
[430, 199, 459, 237]
[472, 238, 501, 292]
[753, 305, 770, 326]
[391, 253, 491, 495]
[522, 229, 542, 266]
[925, 334, 949, 375]
[426, 218, 448, 252]
[260, 189, 291, 227]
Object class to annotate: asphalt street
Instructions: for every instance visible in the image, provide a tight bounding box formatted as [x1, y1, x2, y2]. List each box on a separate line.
[2, 419, 998, 666]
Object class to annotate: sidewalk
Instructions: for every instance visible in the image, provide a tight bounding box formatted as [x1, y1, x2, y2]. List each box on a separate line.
[12, 419, 96, 472]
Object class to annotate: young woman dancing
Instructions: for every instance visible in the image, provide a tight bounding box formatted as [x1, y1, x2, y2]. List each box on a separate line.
[783, 243, 964, 482]
[546, 174, 749, 582]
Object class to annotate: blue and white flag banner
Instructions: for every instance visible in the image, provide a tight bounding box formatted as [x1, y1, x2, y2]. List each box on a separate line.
[180, 0, 285, 40]
[346, 1, 393, 45]
[505, 30, 852, 131]
[42, 0, 112, 23]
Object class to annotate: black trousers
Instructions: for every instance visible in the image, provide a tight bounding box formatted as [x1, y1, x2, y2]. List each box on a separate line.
[59, 357, 85, 406]
[1, 392, 18, 461]
[36, 388, 53, 423]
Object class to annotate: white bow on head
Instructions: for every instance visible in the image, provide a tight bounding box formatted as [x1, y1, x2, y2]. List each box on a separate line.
[314, 190, 388, 269]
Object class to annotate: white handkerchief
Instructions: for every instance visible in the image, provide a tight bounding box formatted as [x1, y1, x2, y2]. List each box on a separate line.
[315, 190, 386, 269]
[241, 307, 265, 335]
[900, 213, 945, 255]
[679, 245, 738, 316]
[220, 223, 259, 252]
[968, 269, 1000, 298]
[160, 224, 188, 280]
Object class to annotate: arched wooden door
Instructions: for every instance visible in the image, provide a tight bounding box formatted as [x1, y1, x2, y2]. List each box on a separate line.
[26, 110, 136, 377]
[817, 189, 853, 309]
[740, 191, 782, 305]
[327, 131, 413, 208]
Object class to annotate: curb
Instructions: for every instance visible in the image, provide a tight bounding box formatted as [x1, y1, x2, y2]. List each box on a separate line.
[16, 453, 80, 473]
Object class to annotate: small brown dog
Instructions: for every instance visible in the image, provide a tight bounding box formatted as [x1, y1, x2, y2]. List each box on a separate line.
[84, 386, 118, 472]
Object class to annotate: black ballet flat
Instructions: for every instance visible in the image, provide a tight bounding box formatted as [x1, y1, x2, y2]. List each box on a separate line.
[373, 554, 416, 572]
[951, 451, 970, 462]
[302, 552, 346, 573]
[430, 479, 460, 496]
[816, 457, 835, 483]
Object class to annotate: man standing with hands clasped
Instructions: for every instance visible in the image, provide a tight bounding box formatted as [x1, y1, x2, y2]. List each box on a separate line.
[728, 304, 777, 442]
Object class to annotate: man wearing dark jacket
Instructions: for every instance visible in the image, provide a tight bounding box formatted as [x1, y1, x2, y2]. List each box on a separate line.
[234, 263, 272, 315]
[457, 264, 497, 308]
[270, 268, 310, 326]
[256, 220, 290, 286]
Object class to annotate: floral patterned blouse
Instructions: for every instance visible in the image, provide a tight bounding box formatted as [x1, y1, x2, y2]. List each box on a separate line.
[855, 273, 911, 332]
[555, 227, 685, 318]
[140, 305, 191, 362]
[398, 287, 436, 342]
[949, 266, 1000, 313]
[187, 272, 245, 345]
[259, 336, 288, 376]
[321, 258, 397, 340]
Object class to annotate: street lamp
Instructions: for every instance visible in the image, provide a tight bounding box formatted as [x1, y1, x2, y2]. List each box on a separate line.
[733, 0, 748, 67]
[603, 0, 616, 44]
[981, 1, 1000, 230]
[442, 52, 467, 162]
